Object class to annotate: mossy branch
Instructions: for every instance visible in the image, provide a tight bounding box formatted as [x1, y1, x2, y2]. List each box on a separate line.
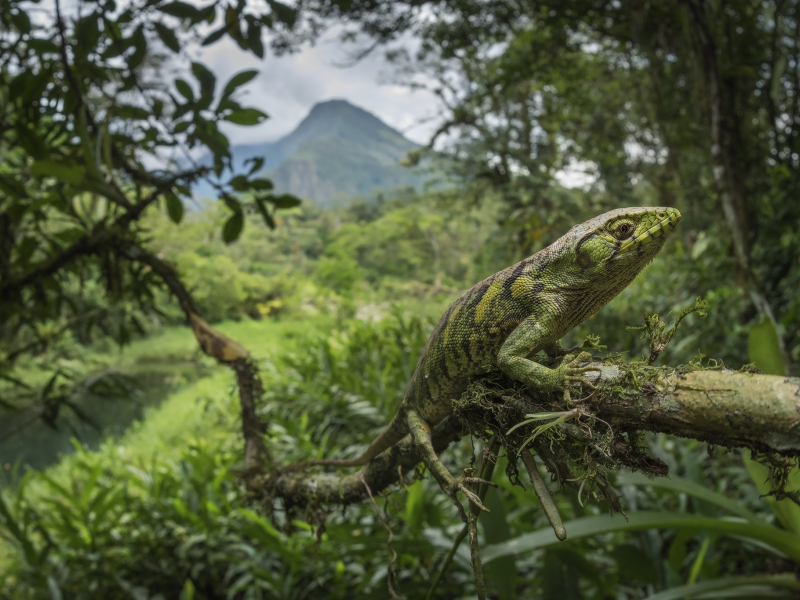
[267, 364, 800, 511]
[627, 296, 709, 364]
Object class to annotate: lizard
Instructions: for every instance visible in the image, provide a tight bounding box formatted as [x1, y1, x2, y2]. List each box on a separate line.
[285, 206, 681, 520]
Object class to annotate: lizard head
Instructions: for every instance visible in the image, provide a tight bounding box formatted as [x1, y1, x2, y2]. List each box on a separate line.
[569, 206, 681, 288]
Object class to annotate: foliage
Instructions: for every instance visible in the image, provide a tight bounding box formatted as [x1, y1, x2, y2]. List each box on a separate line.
[3, 1, 800, 598]
[3, 314, 799, 599]
[316, 0, 800, 373]
[0, 0, 305, 422]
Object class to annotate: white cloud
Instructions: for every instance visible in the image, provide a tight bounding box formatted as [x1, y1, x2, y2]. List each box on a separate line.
[191, 29, 442, 146]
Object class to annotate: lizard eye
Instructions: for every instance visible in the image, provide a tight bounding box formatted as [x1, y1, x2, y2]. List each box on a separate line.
[613, 222, 635, 240]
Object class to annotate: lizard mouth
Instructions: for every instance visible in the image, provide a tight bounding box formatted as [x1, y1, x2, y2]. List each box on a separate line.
[619, 208, 682, 253]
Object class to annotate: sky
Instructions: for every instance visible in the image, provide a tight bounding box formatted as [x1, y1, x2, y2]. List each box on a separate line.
[190, 28, 442, 147]
[188, 30, 594, 187]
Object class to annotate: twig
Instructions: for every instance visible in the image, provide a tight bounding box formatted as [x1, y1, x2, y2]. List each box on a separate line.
[520, 450, 566, 541]
[425, 438, 499, 600]
[361, 471, 402, 600]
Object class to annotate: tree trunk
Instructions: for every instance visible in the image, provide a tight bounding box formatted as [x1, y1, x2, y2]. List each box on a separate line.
[684, 0, 792, 374]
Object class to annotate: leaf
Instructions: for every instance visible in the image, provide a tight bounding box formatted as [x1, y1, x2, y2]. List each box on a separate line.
[175, 79, 194, 102]
[158, 1, 199, 19]
[154, 22, 180, 53]
[224, 108, 267, 125]
[268, 193, 300, 208]
[404, 480, 424, 530]
[616, 472, 763, 523]
[744, 453, 800, 535]
[748, 316, 785, 376]
[222, 211, 244, 244]
[164, 193, 184, 223]
[247, 23, 264, 58]
[0, 494, 40, 566]
[483, 487, 517, 600]
[249, 178, 272, 190]
[610, 543, 658, 584]
[191, 62, 216, 95]
[128, 26, 147, 70]
[226, 175, 247, 191]
[482, 512, 800, 565]
[221, 70, 259, 100]
[245, 157, 265, 175]
[30, 160, 86, 185]
[201, 25, 228, 47]
[645, 573, 800, 600]
[115, 105, 150, 120]
[254, 198, 275, 229]
[181, 579, 195, 600]
[267, 0, 297, 27]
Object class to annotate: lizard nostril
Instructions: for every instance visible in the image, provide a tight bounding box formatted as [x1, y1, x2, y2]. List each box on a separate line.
[657, 212, 667, 219]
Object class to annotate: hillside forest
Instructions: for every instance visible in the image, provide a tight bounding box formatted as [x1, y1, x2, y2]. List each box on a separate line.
[2, 1, 800, 599]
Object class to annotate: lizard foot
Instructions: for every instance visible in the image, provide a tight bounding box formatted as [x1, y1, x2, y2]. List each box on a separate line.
[406, 408, 498, 522]
[558, 352, 601, 402]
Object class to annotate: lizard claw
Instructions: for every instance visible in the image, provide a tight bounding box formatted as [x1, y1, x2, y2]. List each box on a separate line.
[558, 352, 600, 395]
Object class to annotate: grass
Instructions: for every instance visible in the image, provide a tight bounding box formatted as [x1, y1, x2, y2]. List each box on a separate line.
[0, 315, 338, 571]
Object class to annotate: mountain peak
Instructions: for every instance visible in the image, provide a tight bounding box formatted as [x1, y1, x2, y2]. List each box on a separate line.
[260, 100, 424, 207]
[193, 99, 428, 207]
[290, 99, 406, 144]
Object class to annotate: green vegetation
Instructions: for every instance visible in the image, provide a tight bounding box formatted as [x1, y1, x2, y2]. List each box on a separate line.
[2, 0, 800, 598]
[2, 193, 799, 598]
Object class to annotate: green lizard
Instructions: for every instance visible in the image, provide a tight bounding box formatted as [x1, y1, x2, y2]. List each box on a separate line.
[288, 207, 681, 519]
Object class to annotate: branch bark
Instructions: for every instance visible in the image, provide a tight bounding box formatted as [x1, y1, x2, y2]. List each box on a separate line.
[268, 365, 800, 509]
[118, 241, 270, 469]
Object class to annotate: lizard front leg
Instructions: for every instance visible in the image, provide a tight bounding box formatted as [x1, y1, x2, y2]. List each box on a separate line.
[406, 408, 497, 522]
[497, 316, 599, 396]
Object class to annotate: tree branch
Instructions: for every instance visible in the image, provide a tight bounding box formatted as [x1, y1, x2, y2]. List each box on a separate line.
[267, 364, 800, 510]
[118, 241, 270, 469]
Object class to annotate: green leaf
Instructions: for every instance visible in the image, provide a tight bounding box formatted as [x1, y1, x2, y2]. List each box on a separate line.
[175, 79, 193, 101]
[201, 25, 228, 47]
[245, 157, 265, 175]
[267, 0, 297, 27]
[224, 108, 267, 125]
[30, 160, 86, 185]
[646, 573, 800, 600]
[268, 194, 300, 208]
[404, 480, 424, 530]
[483, 487, 517, 600]
[191, 62, 216, 95]
[154, 22, 180, 53]
[748, 316, 785, 376]
[158, 1, 199, 19]
[128, 26, 147, 70]
[744, 453, 800, 535]
[616, 472, 763, 523]
[247, 23, 264, 58]
[254, 198, 275, 229]
[249, 178, 272, 190]
[181, 579, 195, 600]
[164, 193, 183, 223]
[222, 211, 244, 244]
[228, 175, 249, 191]
[221, 70, 259, 100]
[482, 512, 800, 565]
[115, 105, 150, 120]
[610, 543, 658, 584]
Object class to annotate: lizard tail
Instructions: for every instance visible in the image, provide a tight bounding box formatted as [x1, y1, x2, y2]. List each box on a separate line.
[279, 410, 410, 473]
